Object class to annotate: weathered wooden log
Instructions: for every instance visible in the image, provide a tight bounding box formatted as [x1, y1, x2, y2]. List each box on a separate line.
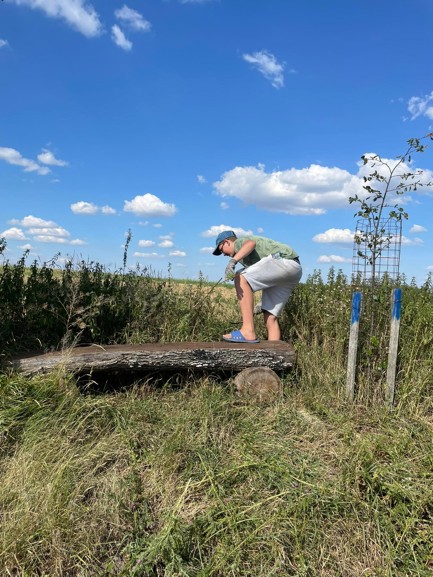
[7, 341, 296, 378]
[234, 367, 282, 403]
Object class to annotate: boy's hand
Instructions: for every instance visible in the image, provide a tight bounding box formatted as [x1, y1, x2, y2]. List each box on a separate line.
[225, 258, 237, 280]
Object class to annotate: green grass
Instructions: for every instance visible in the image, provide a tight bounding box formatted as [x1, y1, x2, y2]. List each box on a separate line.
[1, 244, 433, 575]
[1, 372, 432, 576]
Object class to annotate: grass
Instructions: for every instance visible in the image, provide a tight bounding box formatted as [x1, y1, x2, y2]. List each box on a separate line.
[1, 243, 433, 575]
[1, 371, 432, 576]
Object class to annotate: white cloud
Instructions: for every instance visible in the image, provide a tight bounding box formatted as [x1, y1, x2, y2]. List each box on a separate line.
[114, 5, 151, 31]
[0, 39, 9, 48]
[101, 205, 116, 215]
[71, 201, 116, 215]
[317, 255, 352, 263]
[0, 227, 27, 240]
[37, 149, 68, 166]
[0, 147, 50, 175]
[401, 236, 424, 246]
[7, 214, 85, 245]
[133, 251, 164, 258]
[201, 225, 253, 238]
[428, 265, 433, 271]
[242, 50, 286, 89]
[28, 226, 70, 238]
[31, 235, 85, 245]
[220, 201, 229, 210]
[197, 174, 206, 184]
[313, 228, 354, 244]
[159, 240, 174, 248]
[214, 156, 433, 216]
[10, 0, 102, 37]
[138, 239, 156, 247]
[124, 193, 177, 217]
[200, 247, 214, 253]
[19, 243, 34, 250]
[410, 224, 427, 233]
[408, 91, 433, 121]
[169, 250, 186, 257]
[214, 164, 360, 215]
[11, 215, 57, 228]
[111, 24, 132, 51]
[71, 201, 98, 215]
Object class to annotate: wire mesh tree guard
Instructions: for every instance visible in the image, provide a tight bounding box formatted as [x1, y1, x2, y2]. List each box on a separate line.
[351, 217, 402, 284]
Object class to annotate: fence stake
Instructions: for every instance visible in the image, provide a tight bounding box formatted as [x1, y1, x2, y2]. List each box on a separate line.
[346, 291, 362, 401]
[385, 287, 402, 407]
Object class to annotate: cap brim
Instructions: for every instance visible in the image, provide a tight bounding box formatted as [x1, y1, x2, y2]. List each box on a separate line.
[213, 247, 222, 256]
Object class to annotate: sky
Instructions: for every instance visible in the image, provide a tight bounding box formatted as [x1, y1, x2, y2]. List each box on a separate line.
[1, 0, 433, 285]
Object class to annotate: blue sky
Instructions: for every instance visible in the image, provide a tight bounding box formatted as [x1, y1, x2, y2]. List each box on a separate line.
[1, 0, 433, 284]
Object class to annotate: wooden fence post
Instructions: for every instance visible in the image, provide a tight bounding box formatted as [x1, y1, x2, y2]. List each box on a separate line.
[385, 288, 402, 407]
[346, 291, 362, 401]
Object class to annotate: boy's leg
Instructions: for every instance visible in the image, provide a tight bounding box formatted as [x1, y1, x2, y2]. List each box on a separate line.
[263, 310, 281, 341]
[223, 273, 257, 341]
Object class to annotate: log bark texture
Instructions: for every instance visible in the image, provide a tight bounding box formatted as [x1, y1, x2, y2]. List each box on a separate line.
[7, 341, 296, 377]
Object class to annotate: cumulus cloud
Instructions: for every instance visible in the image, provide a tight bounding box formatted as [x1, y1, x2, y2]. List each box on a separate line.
[114, 5, 151, 31]
[37, 149, 68, 166]
[133, 252, 163, 258]
[214, 164, 360, 215]
[201, 225, 253, 238]
[7, 214, 85, 245]
[71, 201, 98, 215]
[10, 215, 57, 228]
[197, 175, 206, 184]
[0, 39, 9, 48]
[313, 228, 354, 244]
[0, 227, 27, 240]
[9, 0, 102, 37]
[410, 224, 427, 233]
[317, 255, 352, 263]
[159, 240, 174, 248]
[407, 91, 433, 121]
[138, 239, 156, 247]
[242, 50, 286, 89]
[0, 147, 50, 175]
[401, 236, 424, 246]
[71, 201, 116, 215]
[111, 24, 132, 51]
[200, 247, 214, 253]
[101, 205, 116, 215]
[169, 250, 186, 257]
[213, 155, 433, 216]
[220, 202, 229, 210]
[124, 193, 177, 217]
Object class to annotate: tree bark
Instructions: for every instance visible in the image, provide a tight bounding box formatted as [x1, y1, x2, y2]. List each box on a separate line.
[7, 341, 296, 378]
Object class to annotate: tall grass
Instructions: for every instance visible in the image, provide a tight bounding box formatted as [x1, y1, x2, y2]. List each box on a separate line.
[1, 241, 433, 575]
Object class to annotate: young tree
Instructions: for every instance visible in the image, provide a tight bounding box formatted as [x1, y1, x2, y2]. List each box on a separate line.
[349, 133, 433, 285]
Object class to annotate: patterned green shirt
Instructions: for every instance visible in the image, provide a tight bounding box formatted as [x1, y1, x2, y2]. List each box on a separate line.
[234, 235, 298, 267]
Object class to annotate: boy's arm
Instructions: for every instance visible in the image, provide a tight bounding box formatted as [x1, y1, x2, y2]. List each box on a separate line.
[233, 239, 256, 262]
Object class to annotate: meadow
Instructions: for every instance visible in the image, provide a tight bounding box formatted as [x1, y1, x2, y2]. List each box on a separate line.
[1, 242, 432, 576]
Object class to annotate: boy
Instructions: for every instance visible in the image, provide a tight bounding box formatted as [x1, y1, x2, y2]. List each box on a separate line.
[213, 230, 302, 343]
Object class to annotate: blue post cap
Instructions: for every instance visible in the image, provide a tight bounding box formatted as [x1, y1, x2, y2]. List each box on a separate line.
[213, 230, 236, 255]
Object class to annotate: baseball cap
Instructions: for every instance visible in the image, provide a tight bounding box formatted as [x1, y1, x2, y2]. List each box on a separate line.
[213, 230, 236, 255]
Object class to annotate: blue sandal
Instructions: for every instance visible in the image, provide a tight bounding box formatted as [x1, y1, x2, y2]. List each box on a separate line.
[222, 329, 260, 343]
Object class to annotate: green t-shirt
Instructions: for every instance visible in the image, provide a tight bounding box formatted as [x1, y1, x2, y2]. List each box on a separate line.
[234, 235, 298, 267]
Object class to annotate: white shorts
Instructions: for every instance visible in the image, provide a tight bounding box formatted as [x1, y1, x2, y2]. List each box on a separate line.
[241, 254, 302, 317]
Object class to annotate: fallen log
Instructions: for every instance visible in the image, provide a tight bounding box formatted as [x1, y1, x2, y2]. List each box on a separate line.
[7, 341, 296, 378]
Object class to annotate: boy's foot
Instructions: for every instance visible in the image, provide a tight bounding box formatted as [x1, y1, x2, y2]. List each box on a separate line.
[222, 329, 260, 343]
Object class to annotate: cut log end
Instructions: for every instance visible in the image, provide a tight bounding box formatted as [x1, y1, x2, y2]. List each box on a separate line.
[234, 366, 282, 404]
